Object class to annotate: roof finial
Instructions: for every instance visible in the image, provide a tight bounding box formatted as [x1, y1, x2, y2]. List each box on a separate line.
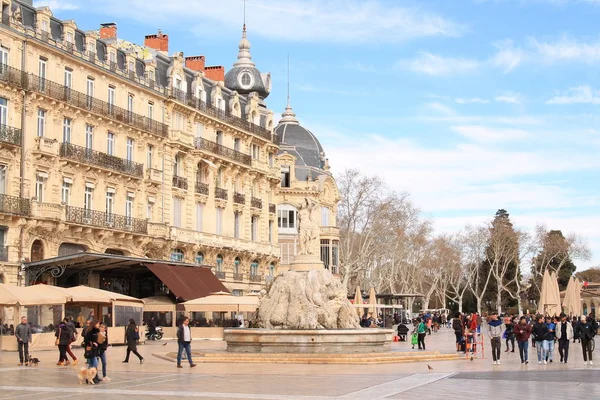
[280, 55, 299, 124]
[234, 0, 254, 68]
[243, 0, 247, 32]
[287, 53, 290, 108]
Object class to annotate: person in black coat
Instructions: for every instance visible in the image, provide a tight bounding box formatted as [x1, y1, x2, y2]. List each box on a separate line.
[576, 315, 597, 365]
[83, 319, 101, 384]
[55, 319, 72, 366]
[123, 319, 143, 364]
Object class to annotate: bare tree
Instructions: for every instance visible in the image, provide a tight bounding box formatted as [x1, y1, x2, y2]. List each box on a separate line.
[462, 225, 493, 314]
[443, 236, 471, 313]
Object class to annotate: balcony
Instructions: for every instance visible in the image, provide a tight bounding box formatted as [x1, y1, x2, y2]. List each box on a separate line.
[170, 87, 278, 144]
[0, 125, 21, 147]
[233, 273, 244, 281]
[321, 226, 340, 237]
[195, 181, 209, 195]
[33, 137, 59, 157]
[250, 274, 262, 283]
[146, 168, 162, 184]
[0, 64, 24, 88]
[194, 137, 251, 167]
[0, 246, 7, 262]
[60, 143, 143, 178]
[215, 187, 228, 200]
[172, 175, 188, 190]
[251, 197, 262, 209]
[65, 206, 148, 234]
[269, 203, 276, 214]
[233, 192, 245, 205]
[0, 194, 30, 216]
[23, 72, 168, 137]
[215, 270, 226, 280]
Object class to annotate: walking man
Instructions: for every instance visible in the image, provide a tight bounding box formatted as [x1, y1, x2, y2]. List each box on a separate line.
[514, 316, 532, 364]
[176, 316, 197, 368]
[488, 312, 503, 365]
[556, 313, 573, 363]
[532, 315, 548, 365]
[15, 316, 32, 366]
[577, 315, 596, 365]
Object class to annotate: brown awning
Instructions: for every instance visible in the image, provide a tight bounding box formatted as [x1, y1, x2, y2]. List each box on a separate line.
[145, 263, 228, 301]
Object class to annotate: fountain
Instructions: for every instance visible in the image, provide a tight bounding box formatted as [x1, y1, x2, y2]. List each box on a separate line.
[224, 198, 393, 353]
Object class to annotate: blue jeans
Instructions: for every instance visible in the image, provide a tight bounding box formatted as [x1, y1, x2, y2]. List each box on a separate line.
[518, 340, 529, 362]
[536, 341, 546, 362]
[99, 352, 107, 378]
[87, 355, 98, 369]
[543, 340, 554, 361]
[177, 342, 193, 365]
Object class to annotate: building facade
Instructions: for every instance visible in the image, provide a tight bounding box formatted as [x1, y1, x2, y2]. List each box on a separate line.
[0, 0, 281, 296]
[274, 102, 340, 275]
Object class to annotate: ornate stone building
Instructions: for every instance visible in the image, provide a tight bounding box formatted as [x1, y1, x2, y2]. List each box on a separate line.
[0, 0, 281, 296]
[274, 102, 340, 276]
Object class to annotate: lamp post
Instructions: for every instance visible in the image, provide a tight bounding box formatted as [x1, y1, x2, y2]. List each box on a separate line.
[485, 299, 492, 313]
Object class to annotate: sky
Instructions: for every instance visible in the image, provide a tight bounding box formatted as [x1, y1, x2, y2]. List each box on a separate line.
[39, 0, 600, 270]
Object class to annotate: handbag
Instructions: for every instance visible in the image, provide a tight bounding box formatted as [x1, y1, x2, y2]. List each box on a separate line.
[133, 329, 140, 341]
[55, 327, 61, 346]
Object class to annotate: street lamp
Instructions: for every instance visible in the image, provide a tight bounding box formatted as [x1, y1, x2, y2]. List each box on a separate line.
[485, 299, 492, 312]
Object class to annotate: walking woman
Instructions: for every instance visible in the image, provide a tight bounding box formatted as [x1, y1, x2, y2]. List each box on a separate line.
[504, 317, 515, 352]
[55, 318, 71, 366]
[83, 319, 101, 384]
[416, 317, 427, 350]
[577, 315, 596, 365]
[514, 316, 532, 364]
[452, 312, 464, 352]
[123, 318, 144, 364]
[98, 322, 110, 381]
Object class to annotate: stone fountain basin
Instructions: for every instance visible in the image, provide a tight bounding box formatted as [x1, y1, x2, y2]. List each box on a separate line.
[224, 328, 394, 354]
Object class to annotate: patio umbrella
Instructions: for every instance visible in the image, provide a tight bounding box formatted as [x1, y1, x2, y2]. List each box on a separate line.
[353, 285, 362, 317]
[537, 269, 551, 315]
[368, 287, 377, 316]
[573, 278, 583, 316]
[562, 277, 574, 316]
[547, 272, 562, 317]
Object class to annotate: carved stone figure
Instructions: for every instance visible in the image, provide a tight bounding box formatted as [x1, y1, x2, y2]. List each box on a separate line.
[297, 198, 320, 256]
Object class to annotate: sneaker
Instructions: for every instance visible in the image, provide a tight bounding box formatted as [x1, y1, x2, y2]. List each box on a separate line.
[102, 377, 111, 381]
[73, 359, 79, 366]
[511, 350, 515, 353]
[525, 360, 529, 365]
[549, 360, 553, 363]
[122, 360, 128, 363]
[140, 358, 144, 364]
[584, 361, 588, 365]
[177, 364, 183, 368]
[497, 360, 500, 365]
[590, 361, 594, 366]
[493, 361, 497, 365]
[538, 361, 542, 365]
[543, 360, 547, 365]
[190, 364, 197, 368]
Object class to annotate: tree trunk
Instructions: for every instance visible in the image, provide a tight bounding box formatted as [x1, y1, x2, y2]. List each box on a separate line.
[517, 297, 523, 317]
[476, 298, 482, 315]
[496, 290, 502, 315]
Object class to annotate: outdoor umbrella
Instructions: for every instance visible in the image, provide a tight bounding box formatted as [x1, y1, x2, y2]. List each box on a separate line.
[353, 285, 362, 317]
[562, 277, 574, 316]
[573, 278, 583, 316]
[537, 269, 551, 315]
[368, 287, 377, 316]
[548, 272, 562, 317]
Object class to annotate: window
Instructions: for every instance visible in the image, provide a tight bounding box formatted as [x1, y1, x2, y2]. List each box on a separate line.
[173, 197, 182, 228]
[38, 58, 46, 91]
[37, 109, 46, 137]
[269, 221, 273, 243]
[195, 122, 203, 138]
[147, 145, 153, 168]
[62, 118, 71, 143]
[85, 124, 93, 150]
[0, 47, 8, 67]
[171, 249, 184, 262]
[86, 78, 94, 108]
[231, 289, 243, 297]
[216, 131, 223, 145]
[110, 52, 116, 63]
[61, 181, 71, 205]
[147, 102, 154, 119]
[197, 163, 207, 183]
[216, 254, 223, 271]
[174, 154, 181, 176]
[108, 86, 115, 109]
[125, 194, 133, 223]
[128, 61, 134, 73]
[277, 205, 297, 232]
[251, 144, 260, 160]
[64, 68, 72, 89]
[281, 166, 290, 188]
[196, 203, 203, 231]
[215, 207, 223, 235]
[174, 76, 182, 90]
[250, 260, 259, 276]
[241, 72, 252, 87]
[35, 175, 45, 202]
[321, 239, 331, 270]
[106, 132, 114, 155]
[105, 192, 114, 216]
[173, 112, 185, 130]
[234, 138, 240, 152]
[269, 263, 275, 277]
[127, 94, 134, 113]
[146, 200, 153, 221]
[321, 207, 330, 227]
[268, 152, 273, 167]
[280, 242, 297, 265]
[251, 216, 258, 241]
[126, 138, 134, 161]
[0, 166, 6, 195]
[216, 167, 223, 188]
[195, 252, 204, 265]
[0, 98, 6, 125]
[332, 240, 339, 274]
[234, 212, 241, 239]
[84, 186, 93, 210]
[234, 257, 241, 273]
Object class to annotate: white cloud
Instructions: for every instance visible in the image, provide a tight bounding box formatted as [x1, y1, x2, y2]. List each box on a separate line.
[296, 84, 369, 97]
[490, 40, 525, 73]
[34, 0, 79, 10]
[451, 125, 531, 142]
[529, 36, 600, 63]
[455, 97, 489, 104]
[425, 102, 457, 116]
[546, 85, 600, 104]
[495, 91, 523, 104]
[76, 0, 464, 44]
[397, 52, 479, 76]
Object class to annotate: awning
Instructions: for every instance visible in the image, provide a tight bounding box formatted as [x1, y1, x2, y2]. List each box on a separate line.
[51, 285, 143, 305]
[0, 283, 71, 306]
[145, 263, 228, 301]
[182, 292, 259, 312]
[142, 296, 176, 312]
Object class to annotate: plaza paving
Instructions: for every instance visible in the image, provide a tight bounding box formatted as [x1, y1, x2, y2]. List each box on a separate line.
[0, 329, 599, 399]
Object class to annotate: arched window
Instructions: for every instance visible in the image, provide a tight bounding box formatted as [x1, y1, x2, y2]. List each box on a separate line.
[171, 248, 184, 262]
[234, 257, 241, 273]
[216, 167, 223, 188]
[195, 252, 204, 265]
[197, 163, 207, 184]
[174, 74, 184, 91]
[250, 260, 259, 276]
[277, 204, 298, 234]
[31, 240, 44, 262]
[269, 262, 275, 277]
[174, 153, 182, 176]
[216, 254, 223, 271]
[592, 302, 596, 316]
[583, 303, 588, 315]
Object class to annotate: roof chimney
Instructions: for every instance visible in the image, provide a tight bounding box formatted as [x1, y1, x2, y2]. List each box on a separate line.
[185, 56, 206, 72]
[99, 23, 117, 40]
[205, 66, 225, 82]
[144, 29, 169, 52]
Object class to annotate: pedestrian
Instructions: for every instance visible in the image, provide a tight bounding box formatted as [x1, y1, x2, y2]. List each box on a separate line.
[83, 319, 101, 384]
[15, 316, 32, 366]
[416, 317, 427, 350]
[176, 316, 197, 368]
[556, 313, 573, 363]
[544, 316, 556, 363]
[488, 312, 503, 365]
[572, 317, 581, 343]
[123, 318, 144, 364]
[504, 316, 515, 352]
[97, 322, 110, 381]
[55, 318, 71, 366]
[532, 315, 548, 365]
[514, 316, 532, 364]
[65, 316, 79, 366]
[576, 315, 596, 365]
[452, 312, 464, 352]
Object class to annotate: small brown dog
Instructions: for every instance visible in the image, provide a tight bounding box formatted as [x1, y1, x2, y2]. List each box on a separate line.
[77, 367, 97, 385]
[28, 356, 40, 366]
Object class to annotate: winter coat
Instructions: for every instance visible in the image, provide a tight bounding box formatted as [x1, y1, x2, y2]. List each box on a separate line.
[532, 322, 548, 342]
[14, 322, 32, 343]
[452, 318, 463, 335]
[556, 321, 574, 340]
[488, 319, 503, 339]
[83, 327, 99, 359]
[177, 324, 193, 343]
[514, 323, 532, 342]
[544, 322, 557, 341]
[576, 320, 596, 341]
[97, 330, 109, 354]
[55, 322, 72, 346]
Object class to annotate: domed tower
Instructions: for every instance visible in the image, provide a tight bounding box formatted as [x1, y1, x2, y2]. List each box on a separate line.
[274, 101, 341, 275]
[224, 24, 271, 101]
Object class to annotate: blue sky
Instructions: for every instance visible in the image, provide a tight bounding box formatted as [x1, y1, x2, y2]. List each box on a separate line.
[40, 0, 600, 270]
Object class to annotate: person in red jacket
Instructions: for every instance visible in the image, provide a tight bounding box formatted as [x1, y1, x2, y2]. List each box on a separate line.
[514, 316, 533, 364]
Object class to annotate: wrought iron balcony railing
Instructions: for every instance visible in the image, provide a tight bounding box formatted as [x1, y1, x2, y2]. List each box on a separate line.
[195, 180, 209, 195]
[60, 142, 143, 177]
[233, 192, 245, 204]
[249, 274, 262, 283]
[0, 64, 25, 87]
[65, 206, 147, 233]
[215, 187, 228, 200]
[0, 194, 30, 216]
[171, 87, 278, 144]
[0, 125, 21, 146]
[194, 137, 251, 167]
[0, 246, 7, 262]
[269, 203, 276, 214]
[233, 273, 244, 281]
[251, 197, 263, 209]
[172, 175, 188, 190]
[215, 270, 226, 280]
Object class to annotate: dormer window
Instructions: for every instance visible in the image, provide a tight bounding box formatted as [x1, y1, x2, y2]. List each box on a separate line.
[66, 32, 73, 43]
[41, 20, 49, 33]
[239, 71, 253, 89]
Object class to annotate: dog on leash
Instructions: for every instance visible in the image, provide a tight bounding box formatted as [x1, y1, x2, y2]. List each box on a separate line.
[77, 367, 97, 385]
[28, 356, 40, 366]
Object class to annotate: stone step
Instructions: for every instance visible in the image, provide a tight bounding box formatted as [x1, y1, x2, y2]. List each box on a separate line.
[199, 351, 442, 359]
